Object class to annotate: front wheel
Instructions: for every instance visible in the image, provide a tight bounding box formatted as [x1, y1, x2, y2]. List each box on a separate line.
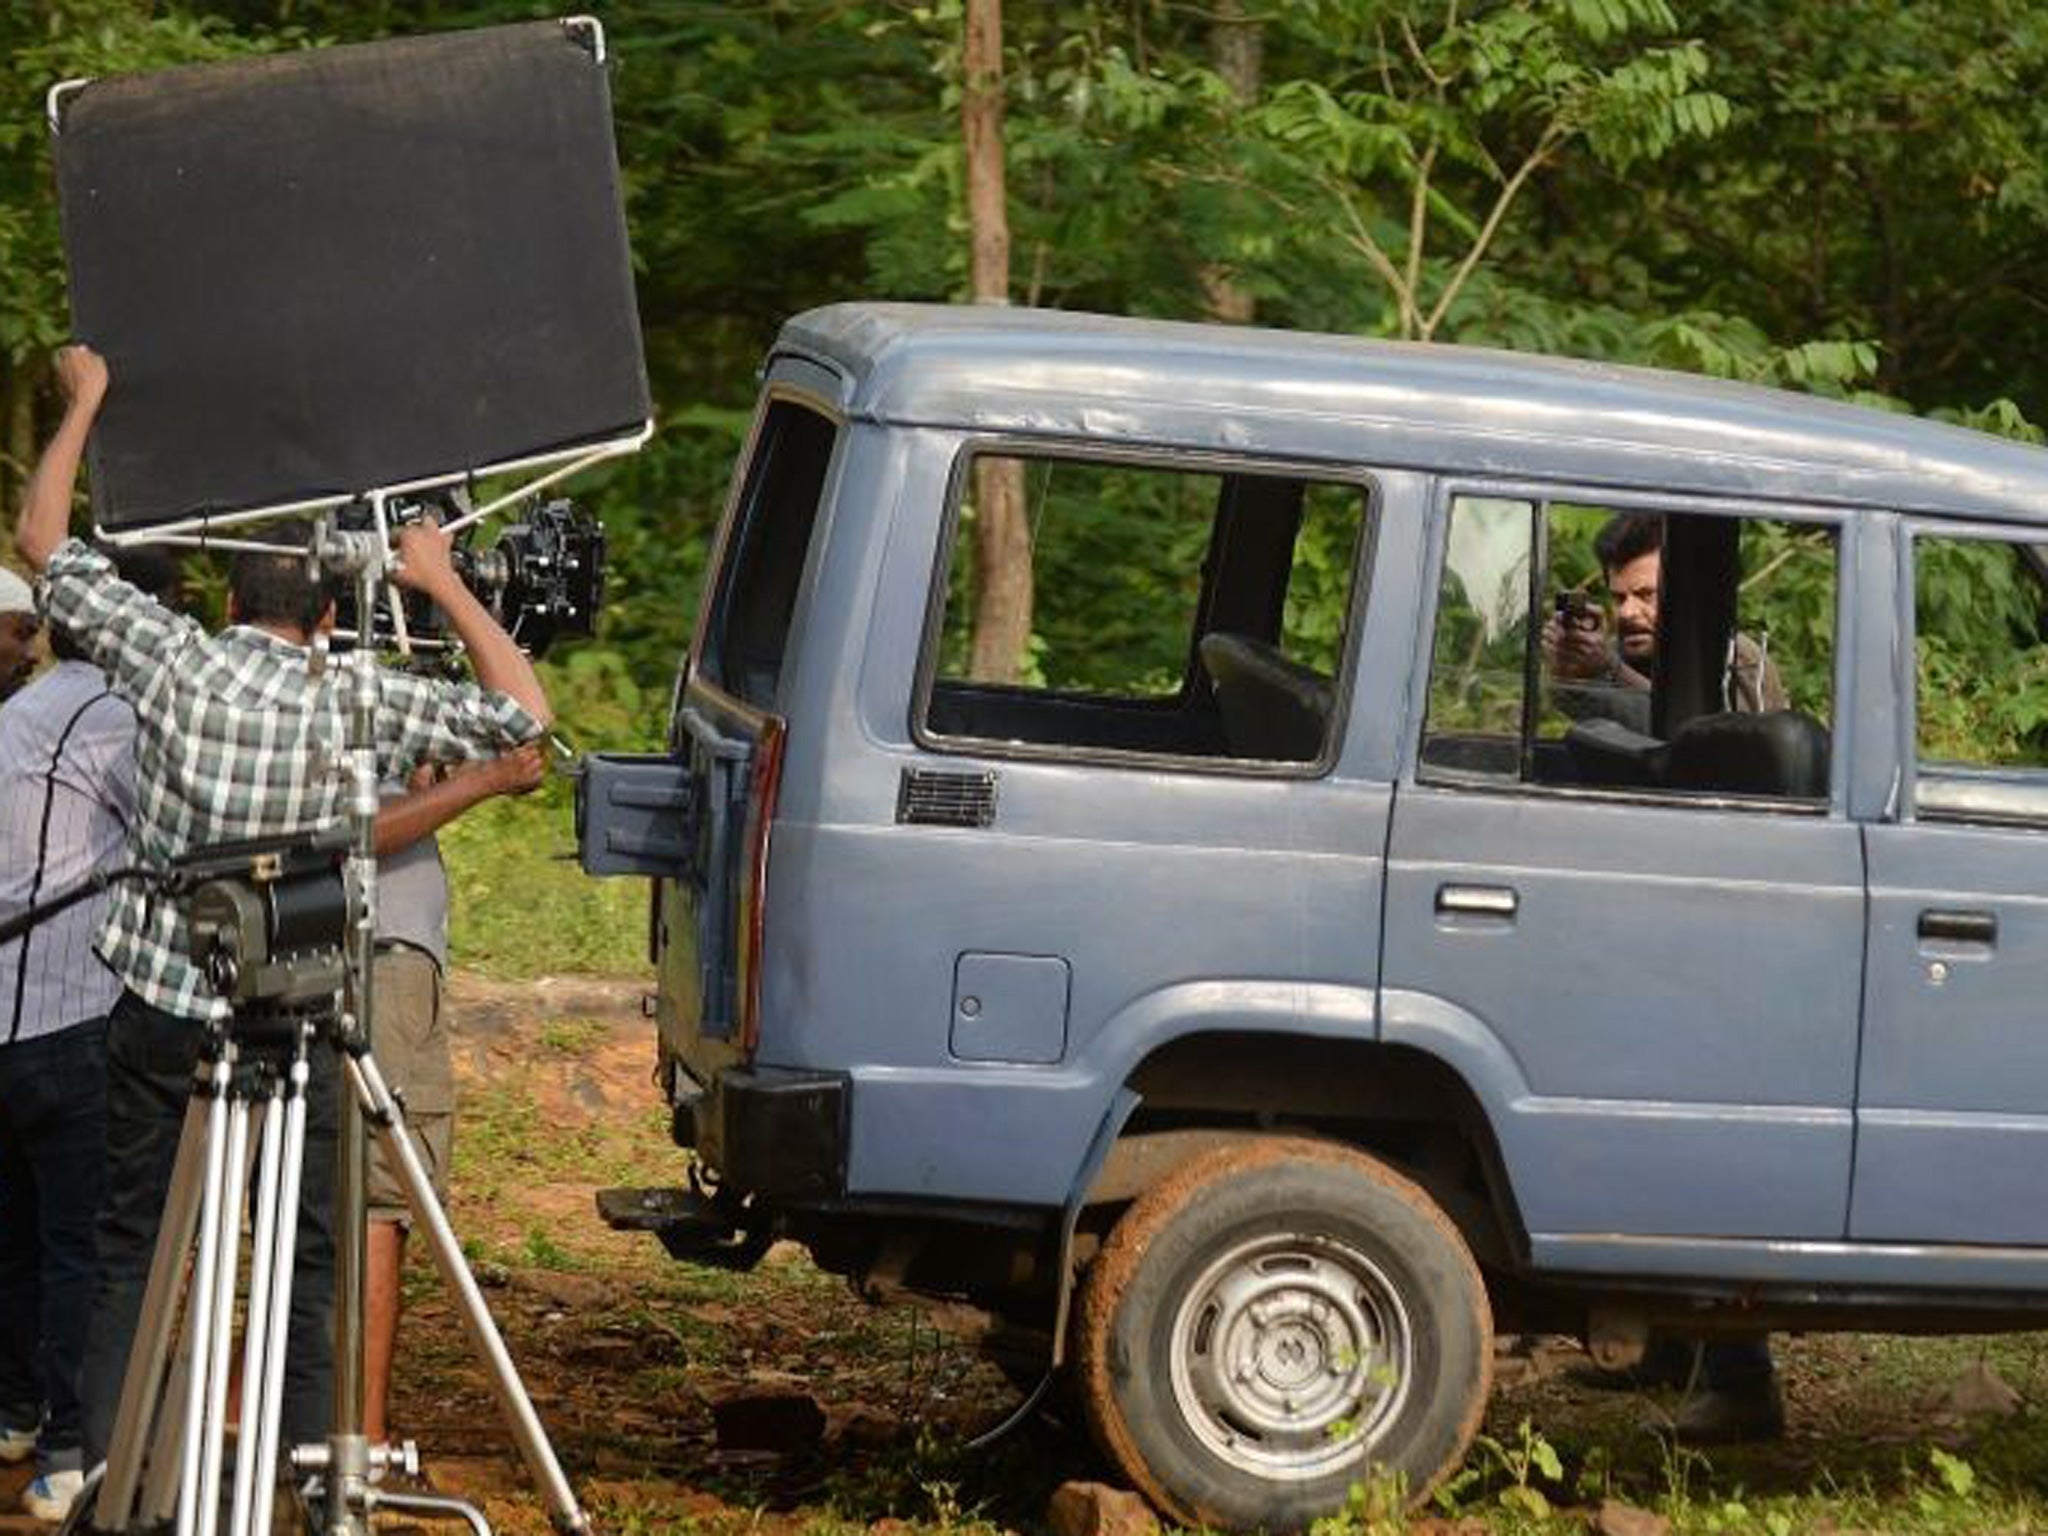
[1075, 1137, 1492, 1531]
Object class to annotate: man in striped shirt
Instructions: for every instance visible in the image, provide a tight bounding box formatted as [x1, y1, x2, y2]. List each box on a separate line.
[0, 546, 177, 1517]
[15, 346, 553, 1501]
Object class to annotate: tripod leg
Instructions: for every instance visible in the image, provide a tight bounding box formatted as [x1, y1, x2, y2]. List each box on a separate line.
[229, 1085, 285, 1536]
[95, 1089, 216, 1531]
[196, 1094, 255, 1536]
[175, 1048, 235, 1536]
[140, 1323, 194, 1524]
[346, 1051, 591, 1535]
[249, 1050, 311, 1536]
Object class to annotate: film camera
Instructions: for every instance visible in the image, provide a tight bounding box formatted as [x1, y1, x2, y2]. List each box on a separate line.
[181, 827, 352, 1016]
[334, 495, 606, 657]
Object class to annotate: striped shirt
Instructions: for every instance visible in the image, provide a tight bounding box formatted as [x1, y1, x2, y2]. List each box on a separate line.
[41, 538, 541, 1023]
[0, 660, 135, 1042]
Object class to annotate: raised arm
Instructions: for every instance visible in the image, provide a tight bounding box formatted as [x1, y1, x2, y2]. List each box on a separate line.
[16, 347, 109, 571]
[389, 520, 552, 729]
[374, 743, 547, 857]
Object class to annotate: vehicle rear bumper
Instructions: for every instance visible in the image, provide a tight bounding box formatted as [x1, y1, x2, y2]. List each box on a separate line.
[675, 1064, 849, 1200]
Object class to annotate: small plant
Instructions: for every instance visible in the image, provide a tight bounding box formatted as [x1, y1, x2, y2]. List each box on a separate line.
[520, 1226, 582, 1271]
[537, 1016, 609, 1054]
[1470, 1418, 1564, 1521]
[1572, 1442, 1614, 1506]
[921, 1476, 963, 1531]
[1307, 1465, 1408, 1536]
[1929, 1445, 1977, 1498]
[1654, 1429, 1712, 1515]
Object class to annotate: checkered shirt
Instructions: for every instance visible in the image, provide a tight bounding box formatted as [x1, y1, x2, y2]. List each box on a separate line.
[41, 538, 542, 1022]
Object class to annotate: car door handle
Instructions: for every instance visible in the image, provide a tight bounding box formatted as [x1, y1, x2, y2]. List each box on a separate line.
[1918, 908, 1997, 947]
[1436, 884, 1518, 921]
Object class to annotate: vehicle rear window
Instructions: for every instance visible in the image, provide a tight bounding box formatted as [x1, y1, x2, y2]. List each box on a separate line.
[696, 398, 838, 709]
[920, 451, 1372, 768]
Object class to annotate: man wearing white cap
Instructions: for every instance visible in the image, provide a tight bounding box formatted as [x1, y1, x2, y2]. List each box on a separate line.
[0, 568, 41, 704]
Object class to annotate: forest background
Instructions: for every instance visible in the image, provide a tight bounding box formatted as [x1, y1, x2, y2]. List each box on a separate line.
[5, 0, 2048, 969]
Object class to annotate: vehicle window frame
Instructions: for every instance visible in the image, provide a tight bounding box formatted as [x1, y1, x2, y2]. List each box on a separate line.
[1408, 477, 1853, 817]
[910, 437, 1381, 779]
[687, 384, 848, 720]
[1902, 517, 2048, 828]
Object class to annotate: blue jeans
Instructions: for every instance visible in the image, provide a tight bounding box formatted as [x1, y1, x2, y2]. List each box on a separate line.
[78, 992, 338, 1472]
[0, 1017, 110, 1475]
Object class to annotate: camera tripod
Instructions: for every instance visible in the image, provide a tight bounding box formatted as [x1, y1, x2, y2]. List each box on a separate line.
[74, 994, 589, 1536]
[67, 515, 592, 1536]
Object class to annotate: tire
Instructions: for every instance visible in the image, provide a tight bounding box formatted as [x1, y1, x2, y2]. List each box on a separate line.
[1075, 1137, 1492, 1532]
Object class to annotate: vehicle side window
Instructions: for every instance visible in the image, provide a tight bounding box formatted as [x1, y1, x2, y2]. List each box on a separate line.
[1913, 533, 2048, 823]
[1422, 494, 1838, 804]
[921, 453, 1372, 767]
[697, 398, 839, 710]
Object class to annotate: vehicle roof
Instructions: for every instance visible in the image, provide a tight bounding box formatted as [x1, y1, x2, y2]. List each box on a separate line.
[774, 302, 2048, 524]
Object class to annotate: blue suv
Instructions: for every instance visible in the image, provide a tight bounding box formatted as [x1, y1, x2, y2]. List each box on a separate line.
[580, 302, 2048, 1529]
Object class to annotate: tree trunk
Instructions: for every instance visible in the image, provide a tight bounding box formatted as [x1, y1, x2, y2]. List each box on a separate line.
[1199, 0, 1262, 325]
[2, 360, 35, 537]
[962, 0, 1032, 684]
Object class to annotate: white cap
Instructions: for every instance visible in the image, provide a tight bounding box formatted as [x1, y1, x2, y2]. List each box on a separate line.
[0, 567, 33, 618]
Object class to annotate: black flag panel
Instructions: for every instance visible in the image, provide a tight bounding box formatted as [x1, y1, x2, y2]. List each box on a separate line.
[54, 21, 649, 531]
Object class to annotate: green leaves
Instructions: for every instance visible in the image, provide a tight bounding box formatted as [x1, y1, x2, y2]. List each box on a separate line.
[1563, 0, 1680, 44]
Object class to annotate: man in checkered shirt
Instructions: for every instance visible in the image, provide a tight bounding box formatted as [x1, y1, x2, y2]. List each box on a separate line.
[15, 346, 552, 1483]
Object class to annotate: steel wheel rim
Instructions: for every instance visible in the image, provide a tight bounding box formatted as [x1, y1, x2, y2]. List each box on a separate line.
[1166, 1229, 1414, 1482]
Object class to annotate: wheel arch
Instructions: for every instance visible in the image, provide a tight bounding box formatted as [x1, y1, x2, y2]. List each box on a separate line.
[1079, 1030, 1529, 1274]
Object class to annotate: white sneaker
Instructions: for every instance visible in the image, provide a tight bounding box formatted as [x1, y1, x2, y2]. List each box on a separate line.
[21, 1469, 84, 1521]
[0, 1425, 34, 1463]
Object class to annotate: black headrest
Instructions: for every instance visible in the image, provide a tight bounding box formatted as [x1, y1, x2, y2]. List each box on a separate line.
[1198, 632, 1333, 762]
[1663, 710, 1830, 800]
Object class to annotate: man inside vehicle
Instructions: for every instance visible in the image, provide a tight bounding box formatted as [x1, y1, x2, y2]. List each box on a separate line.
[1543, 511, 1787, 735]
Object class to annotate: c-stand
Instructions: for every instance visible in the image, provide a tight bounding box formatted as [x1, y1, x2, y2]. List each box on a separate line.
[72, 513, 591, 1536]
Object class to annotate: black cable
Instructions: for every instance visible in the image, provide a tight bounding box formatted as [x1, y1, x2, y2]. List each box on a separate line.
[0, 866, 160, 951]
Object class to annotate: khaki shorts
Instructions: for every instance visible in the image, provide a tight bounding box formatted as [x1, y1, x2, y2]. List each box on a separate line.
[365, 945, 454, 1226]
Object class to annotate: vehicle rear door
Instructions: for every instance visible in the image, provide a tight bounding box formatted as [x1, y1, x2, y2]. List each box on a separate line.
[579, 386, 841, 1085]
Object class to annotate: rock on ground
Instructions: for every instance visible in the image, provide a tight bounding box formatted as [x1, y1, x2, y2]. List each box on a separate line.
[1596, 1500, 1671, 1536]
[1046, 1481, 1160, 1536]
[710, 1390, 827, 1453]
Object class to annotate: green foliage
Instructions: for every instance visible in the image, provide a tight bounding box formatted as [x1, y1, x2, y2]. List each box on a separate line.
[1468, 1418, 1566, 1523]
[1736, 522, 1838, 718]
[938, 459, 1370, 699]
[1911, 535, 2048, 768]
[1306, 1466, 1408, 1536]
[10, 0, 2048, 877]
[442, 788, 647, 977]
[0, 5, 302, 367]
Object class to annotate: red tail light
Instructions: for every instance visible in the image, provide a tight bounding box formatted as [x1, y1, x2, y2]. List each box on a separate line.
[736, 715, 786, 1058]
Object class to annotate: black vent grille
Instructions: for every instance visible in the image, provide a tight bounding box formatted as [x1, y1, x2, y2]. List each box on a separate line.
[897, 768, 999, 828]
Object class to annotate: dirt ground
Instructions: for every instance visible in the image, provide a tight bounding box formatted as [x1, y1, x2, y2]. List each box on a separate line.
[21, 975, 2041, 1533]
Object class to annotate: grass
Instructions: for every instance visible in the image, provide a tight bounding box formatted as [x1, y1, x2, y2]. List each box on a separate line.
[539, 1017, 613, 1054]
[441, 785, 648, 977]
